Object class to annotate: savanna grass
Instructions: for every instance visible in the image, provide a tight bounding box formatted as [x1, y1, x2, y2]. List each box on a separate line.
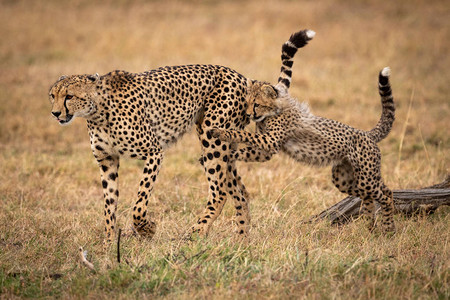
[0, 0, 448, 298]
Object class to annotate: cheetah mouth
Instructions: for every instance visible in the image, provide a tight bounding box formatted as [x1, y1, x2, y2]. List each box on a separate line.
[247, 114, 263, 122]
[252, 115, 266, 122]
[57, 114, 73, 125]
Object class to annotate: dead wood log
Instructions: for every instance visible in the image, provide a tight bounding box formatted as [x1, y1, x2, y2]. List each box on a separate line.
[312, 175, 450, 224]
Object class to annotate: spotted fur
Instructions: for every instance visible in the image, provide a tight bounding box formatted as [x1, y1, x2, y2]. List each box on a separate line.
[49, 64, 255, 244]
[211, 30, 396, 232]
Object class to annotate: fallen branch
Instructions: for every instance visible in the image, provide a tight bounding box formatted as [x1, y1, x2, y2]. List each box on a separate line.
[79, 246, 96, 272]
[312, 175, 450, 224]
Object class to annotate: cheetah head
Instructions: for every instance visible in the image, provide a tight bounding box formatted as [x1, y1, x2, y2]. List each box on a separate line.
[48, 73, 101, 125]
[246, 80, 282, 122]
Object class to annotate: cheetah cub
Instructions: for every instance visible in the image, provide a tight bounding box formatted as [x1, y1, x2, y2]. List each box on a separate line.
[211, 29, 396, 233]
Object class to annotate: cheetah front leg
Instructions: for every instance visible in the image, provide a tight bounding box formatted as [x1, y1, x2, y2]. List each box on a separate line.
[331, 158, 355, 194]
[132, 151, 164, 239]
[232, 146, 274, 162]
[198, 147, 272, 165]
[210, 128, 282, 155]
[96, 155, 120, 246]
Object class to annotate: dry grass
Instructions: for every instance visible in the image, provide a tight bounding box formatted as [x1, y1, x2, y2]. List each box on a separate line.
[0, 0, 449, 298]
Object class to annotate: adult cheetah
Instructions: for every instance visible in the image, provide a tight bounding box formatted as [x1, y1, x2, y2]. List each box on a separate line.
[211, 30, 396, 232]
[49, 64, 255, 244]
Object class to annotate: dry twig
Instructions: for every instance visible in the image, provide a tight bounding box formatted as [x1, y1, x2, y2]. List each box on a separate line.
[117, 228, 122, 264]
[79, 246, 95, 272]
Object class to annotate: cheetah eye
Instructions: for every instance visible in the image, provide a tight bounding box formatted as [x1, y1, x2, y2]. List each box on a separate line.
[50, 94, 55, 99]
[65, 95, 73, 100]
[254, 103, 260, 108]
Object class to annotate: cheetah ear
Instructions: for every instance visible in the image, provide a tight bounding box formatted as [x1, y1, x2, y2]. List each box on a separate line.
[261, 84, 278, 99]
[87, 73, 100, 82]
[246, 78, 256, 88]
[58, 75, 67, 81]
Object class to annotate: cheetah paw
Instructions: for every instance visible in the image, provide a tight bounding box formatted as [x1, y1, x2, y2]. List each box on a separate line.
[209, 129, 222, 138]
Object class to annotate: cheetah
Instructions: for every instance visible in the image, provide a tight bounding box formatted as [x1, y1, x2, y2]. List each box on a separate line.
[211, 30, 396, 232]
[49, 64, 256, 244]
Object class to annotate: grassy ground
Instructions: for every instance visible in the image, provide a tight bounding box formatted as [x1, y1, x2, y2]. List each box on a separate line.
[0, 0, 449, 298]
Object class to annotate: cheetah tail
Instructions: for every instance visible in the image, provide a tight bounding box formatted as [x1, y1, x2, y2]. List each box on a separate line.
[276, 29, 315, 92]
[368, 67, 395, 143]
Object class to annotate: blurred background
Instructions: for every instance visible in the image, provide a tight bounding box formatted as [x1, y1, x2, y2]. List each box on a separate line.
[0, 0, 448, 297]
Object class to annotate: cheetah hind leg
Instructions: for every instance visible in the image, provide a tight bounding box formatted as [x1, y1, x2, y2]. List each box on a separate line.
[190, 154, 230, 239]
[332, 160, 376, 230]
[361, 197, 376, 232]
[338, 158, 378, 231]
[227, 157, 251, 238]
[378, 183, 396, 234]
[194, 148, 266, 240]
[223, 145, 273, 237]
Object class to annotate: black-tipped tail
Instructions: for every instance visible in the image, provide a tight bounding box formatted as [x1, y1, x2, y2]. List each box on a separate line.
[368, 67, 395, 143]
[277, 29, 315, 91]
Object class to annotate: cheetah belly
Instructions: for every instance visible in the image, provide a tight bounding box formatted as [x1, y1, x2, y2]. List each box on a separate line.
[107, 126, 154, 160]
[150, 105, 203, 149]
[282, 136, 342, 167]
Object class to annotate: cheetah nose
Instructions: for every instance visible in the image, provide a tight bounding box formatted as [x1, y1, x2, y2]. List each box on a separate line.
[52, 111, 61, 118]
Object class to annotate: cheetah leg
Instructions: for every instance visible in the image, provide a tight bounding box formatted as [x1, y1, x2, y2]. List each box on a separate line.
[348, 137, 397, 233]
[347, 152, 376, 230]
[357, 183, 395, 233]
[226, 150, 251, 237]
[332, 159, 377, 229]
[226, 146, 274, 236]
[132, 151, 164, 239]
[350, 173, 375, 230]
[199, 146, 271, 236]
[361, 196, 376, 231]
[191, 130, 233, 237]
[232, 146, 273, 162]
[378, 183, 396, 233]
[210, 128, 281, 155]
[331, 159, 354, 194]
[96, 155, 120, 245]
[198, 147, 272, 165]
